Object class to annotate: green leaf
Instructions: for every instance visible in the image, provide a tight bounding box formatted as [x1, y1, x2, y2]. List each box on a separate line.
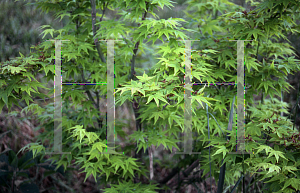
[282, 166, 299, 176]
[267, 149, 288, 163]
[22, 94, 34, 106]
[168, 111, 181, 128]
[67, 125, 85, 143]
[0, 92, 8, 105]
[191, 95, 218, 109]
[91, 142, 107, 153]
[151, 0, 176, 10]
[146, 92, 169, 107]
[136, 72, 154, 82]
[149, 111, 165, 124]
[40, 27, 55, 39]
[282, 178, 300, 191]
[20, 81, 45, 96]
[78, 43, 95, 55]
[139, 0, 147, 11]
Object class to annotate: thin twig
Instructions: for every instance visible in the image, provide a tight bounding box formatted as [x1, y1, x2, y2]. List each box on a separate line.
[130, 2, 149, 80]
[159, 159, 200, 187]
[95, 90, 103, 129]
[90, 0, 106, 64]
[80, 69, 97, 107]
[100, 2, 108, 22]
[49, 175, 75, 193]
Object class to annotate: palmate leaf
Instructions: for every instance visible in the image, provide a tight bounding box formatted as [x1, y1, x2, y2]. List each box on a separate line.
[118, 80, 145, 97]
[122, 157, 139, 178]
[168, 111, 181, 128]
[151, 0, 176, 10]
[257, 80, 276, 93]
[191, 94, 219, 109]
[103, 179, 159, 193]
[108, 157, 126, 175]
[67, 125, 85, 143]
[168, 62, 183, 75]
[22, 71, 39, 82]
[266, 149, 288, 163]
[77, 42, 95, 55]
[85, 132, 99, 144]
[253, 163, 281, 175]
[148, 111, 165, 124]
[83, 167, 98, 183]
[281, 178, 300, 192]
[245, 122, 261, 136]
[201, 19, 224, 36]
[136, 72, 155, 83]
[91, 142, 107, 153]
[119, 45, 134, 61]
[19, 81, 46, 96]
[146, 92, 170, 107]
[54, 10, 71, 22]
[86, 149, 101, 161]
[63, 89, 86, 105]
[155, 46, 171, 58]
[62, 51, 83, 62]
[157, 28, 172, 40]
[264, 173, 286, 184]
[211, 68, 229, 82]
[115, 90, 132, 106]
[40, 28, 55, 39]
[213, 102, 228, 116]
[156, 138, 179, 153]
[129, 130, 146, 145]
[246, 28, 265, 41]
[245, 57, 261, 73]
[21, 103, 45, 116]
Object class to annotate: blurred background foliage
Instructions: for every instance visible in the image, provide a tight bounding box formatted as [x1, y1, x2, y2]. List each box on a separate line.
[0, 0, 67, 62]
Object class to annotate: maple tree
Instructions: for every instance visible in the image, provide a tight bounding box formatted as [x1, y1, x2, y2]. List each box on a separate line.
[1, 0, 300, 192]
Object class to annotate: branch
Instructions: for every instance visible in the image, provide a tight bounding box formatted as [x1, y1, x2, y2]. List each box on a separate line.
[80, 69, 96, 106]
[132, 3, 150, 184]
[80, 68, 103, 129]
[49, 175, 75, 193]
[159, 167, 180, 185]
[100, 2, 108, 22]
[158, 159, 200, 187]
[162, 97, 171, 110]
[95, 90, 103, 129]
[90, 0, 106, 64]
[130, 2, 149, 80]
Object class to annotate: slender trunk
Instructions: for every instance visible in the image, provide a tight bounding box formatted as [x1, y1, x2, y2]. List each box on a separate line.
[90, 0, 109, 131]
[131, 2, 149, 184]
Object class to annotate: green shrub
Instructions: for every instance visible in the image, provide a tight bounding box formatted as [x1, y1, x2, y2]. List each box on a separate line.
[1, 0, 300, 192]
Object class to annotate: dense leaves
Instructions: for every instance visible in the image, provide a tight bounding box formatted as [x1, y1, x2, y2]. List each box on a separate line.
[1, 0, 300, 192]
